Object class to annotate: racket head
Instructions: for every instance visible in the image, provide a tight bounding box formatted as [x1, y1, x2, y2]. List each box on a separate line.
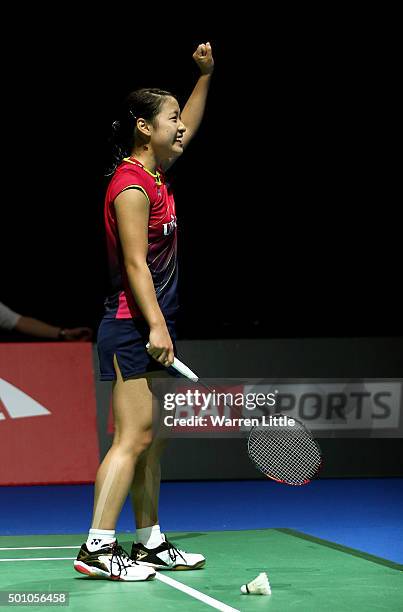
[247, 414, 322, 486]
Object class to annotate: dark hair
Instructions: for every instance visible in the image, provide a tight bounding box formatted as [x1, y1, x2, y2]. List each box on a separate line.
[106, 88, 177, 176]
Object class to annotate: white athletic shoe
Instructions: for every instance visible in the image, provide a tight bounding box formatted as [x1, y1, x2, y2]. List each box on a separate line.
[74, 541, 156, 581]
[131, 534, 206, 570]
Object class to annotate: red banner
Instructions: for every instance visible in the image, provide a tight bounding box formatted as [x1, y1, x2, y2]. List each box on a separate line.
[0, 343, 99, 485]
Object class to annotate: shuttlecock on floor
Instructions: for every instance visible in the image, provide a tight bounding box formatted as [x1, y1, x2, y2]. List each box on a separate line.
[240, 572, 271, 595]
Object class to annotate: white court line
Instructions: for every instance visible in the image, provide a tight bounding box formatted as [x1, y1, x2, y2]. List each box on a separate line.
[0, 557, 75, 561]
[0, 551, 240, 611]
[0, 546, 80, 551]
[155, 573, 240, 612]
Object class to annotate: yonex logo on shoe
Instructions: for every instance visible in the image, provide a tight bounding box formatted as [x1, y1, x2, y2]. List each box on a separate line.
[0, 378, 51, 421]
[136, 551, 148, 560]
[91, 539, 102, 546]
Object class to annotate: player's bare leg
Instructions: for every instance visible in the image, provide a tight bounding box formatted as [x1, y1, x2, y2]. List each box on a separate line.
[74, 356, 157, 581]
[129, 377, 206, 570]
[91, 356, 155, 529]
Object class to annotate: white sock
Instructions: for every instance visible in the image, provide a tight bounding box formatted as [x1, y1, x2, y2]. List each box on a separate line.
[86, 528, 116, 552]
[136, 524, 163, 549]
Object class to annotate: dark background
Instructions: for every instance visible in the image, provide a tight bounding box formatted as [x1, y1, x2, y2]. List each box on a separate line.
[1, 14, 400, 341]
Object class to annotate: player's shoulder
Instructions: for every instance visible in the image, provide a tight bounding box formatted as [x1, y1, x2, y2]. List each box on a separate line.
[107, 159, 152, 203]
[114, 158, 150, 184]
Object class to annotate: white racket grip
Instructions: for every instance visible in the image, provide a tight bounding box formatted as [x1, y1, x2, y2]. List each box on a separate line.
[146, 343, 199, 382]
[172, 356, 199, 382]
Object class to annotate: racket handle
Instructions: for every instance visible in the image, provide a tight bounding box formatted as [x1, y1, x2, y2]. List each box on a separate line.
[146, 343, 199, 382]
[172, 356, 199, 382]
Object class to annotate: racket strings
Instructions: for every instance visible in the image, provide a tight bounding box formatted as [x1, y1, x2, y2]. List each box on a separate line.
[251, 433, 308, 483]
[258, 434, 319, 483]
[250, 436, 317, 485]
[248, 423, 321, 485]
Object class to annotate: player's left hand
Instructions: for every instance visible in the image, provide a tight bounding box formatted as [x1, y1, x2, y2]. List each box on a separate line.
[193, 42, 214, 75]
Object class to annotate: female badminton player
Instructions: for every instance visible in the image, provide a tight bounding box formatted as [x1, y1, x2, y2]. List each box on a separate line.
[74, 42, 214, 581]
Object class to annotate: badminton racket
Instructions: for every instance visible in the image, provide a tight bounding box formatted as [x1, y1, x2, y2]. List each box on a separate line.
[147, 345, 322, 485]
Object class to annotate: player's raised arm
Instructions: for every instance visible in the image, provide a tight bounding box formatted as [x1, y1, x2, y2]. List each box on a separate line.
[162, 42, 214, 171]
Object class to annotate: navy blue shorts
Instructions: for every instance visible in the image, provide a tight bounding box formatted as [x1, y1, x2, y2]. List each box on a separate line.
[97, 315, 181, 381]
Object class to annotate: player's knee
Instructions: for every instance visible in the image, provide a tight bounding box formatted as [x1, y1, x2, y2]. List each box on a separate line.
[115, 429, 153, 458]
[138, 429, 153, 453]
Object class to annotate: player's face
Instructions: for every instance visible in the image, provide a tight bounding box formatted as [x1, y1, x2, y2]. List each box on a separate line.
[151, 97, 186, 161]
